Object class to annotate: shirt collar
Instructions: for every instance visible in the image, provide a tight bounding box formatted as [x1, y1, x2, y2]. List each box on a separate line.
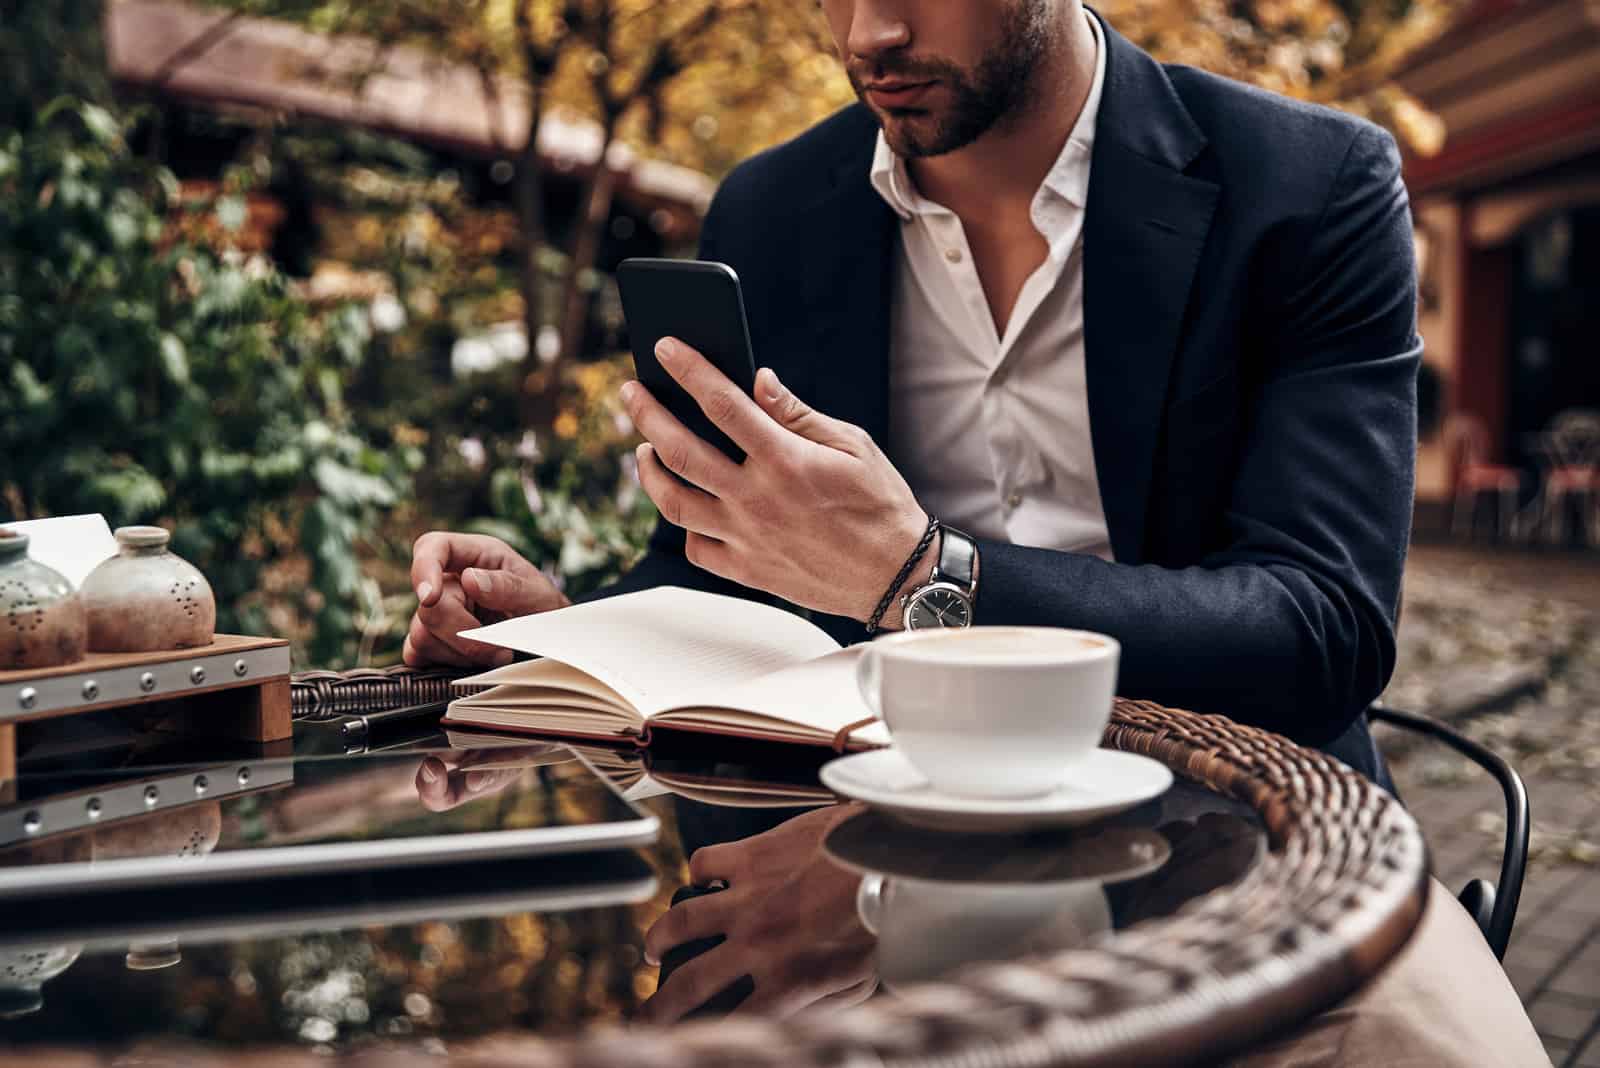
[868, 11, 1105, 224]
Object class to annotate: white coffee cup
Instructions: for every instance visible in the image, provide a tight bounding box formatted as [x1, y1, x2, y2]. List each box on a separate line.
[855, 627, 1119, 799]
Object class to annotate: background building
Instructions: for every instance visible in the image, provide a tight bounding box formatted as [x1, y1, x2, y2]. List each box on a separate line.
[1399, 0, 1600, 527]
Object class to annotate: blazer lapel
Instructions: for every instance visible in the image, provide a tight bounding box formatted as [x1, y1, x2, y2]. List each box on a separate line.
[1084, 17, 1220, 564]
[795, 123, 898, 441]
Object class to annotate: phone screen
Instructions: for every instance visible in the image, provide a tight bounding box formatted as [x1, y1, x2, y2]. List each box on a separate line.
[617, 258, 758, 463]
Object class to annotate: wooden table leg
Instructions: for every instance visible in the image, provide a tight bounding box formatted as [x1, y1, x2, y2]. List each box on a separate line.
[253, 676, 293, 741]
[0, 722, 14, 786]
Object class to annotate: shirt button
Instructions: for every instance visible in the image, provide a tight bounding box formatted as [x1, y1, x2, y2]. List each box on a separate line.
[943, 247, 963, 263]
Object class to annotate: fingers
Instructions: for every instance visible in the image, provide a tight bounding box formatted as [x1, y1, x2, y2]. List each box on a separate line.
[688, 842, 741, 886]
[643, 890, 734, 967]
[411, 532, 524, 607]
[461, 564, 566, 617]
[641, 944, 740, 1024]
[636, 444, 732, 539]
[403, 615, 482, 668]
[415, 756, 452, 807]
[621, 378, 742, 496]
[651, 338, 779, 461]
[415, 758, 524, 812]
[755, 366, 870, 453]
[683, 531, 739, 582]
[417, 592, 514, 665]
[408, 578, 516, 667]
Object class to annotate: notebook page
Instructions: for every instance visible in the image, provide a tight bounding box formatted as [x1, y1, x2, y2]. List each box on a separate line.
[453, 659, 634, 713]
[655, 646, 892, 747]
[459, 587, 841, 718]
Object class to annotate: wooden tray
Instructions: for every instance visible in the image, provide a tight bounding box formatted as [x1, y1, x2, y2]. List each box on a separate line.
[0, 635, 291, 781]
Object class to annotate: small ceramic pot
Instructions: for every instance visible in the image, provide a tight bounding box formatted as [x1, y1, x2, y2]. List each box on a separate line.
[81, 526, 216, 652]
[91, 798, 221, 862]
[0, 943, 84, 1019]
[0, 527, 88, 670]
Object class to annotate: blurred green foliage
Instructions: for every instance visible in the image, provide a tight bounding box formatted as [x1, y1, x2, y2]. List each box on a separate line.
[258, 119, 660, 607]
[0, 0, 111, 135]
[0, 1, 664, 666]
[0, 97, 415, 664]
[455, 359, 659, 601]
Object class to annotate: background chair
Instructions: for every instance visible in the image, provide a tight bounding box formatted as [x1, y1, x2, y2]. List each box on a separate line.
[1532, 409, 1600, 546]
[1369, 703, 1529, 960]
[1444, 413, 1523, 541]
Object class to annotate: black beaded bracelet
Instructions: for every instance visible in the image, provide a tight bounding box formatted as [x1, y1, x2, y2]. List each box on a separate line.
[866, 516, 940, 634]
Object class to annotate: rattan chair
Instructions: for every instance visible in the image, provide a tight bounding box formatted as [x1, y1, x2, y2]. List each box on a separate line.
[1369, 703, 1529, 960]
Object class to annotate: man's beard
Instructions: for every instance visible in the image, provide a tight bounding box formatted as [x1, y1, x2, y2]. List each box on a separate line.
[850, 0, 1052, 158]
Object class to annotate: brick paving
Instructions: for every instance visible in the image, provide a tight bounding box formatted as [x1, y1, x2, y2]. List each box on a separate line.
[1381, 543, 1600, 1067]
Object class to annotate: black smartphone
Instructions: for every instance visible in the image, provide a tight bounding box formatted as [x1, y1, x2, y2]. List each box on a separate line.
[616, 258, 759, 463]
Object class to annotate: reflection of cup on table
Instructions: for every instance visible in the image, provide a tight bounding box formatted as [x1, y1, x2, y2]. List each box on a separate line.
[856, 627, 1119, 798]
[857, 874, 1111, 988]
[825, 811, 1171, 991]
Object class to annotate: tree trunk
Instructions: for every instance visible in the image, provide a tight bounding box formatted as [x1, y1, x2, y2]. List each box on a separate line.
[515, 80, 549, 429]
[551, 134, 620, 383]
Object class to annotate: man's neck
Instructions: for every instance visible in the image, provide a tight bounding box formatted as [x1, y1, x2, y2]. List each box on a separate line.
[907, 7, 1098, 219]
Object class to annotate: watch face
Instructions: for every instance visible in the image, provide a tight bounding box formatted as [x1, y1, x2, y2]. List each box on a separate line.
[907, 585, 972, 629]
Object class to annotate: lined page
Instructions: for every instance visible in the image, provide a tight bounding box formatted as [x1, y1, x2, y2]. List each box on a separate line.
[459, 587, 841, 717]
[656, 646, 892, 747]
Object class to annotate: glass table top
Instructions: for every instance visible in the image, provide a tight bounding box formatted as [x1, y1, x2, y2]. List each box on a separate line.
[0, 727, 1265, 1052]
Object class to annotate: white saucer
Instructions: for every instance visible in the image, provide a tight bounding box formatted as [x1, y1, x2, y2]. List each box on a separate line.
[820, 747, 1174, 833]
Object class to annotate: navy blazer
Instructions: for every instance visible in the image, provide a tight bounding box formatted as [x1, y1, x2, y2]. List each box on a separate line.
[605, 15, 1420, 785]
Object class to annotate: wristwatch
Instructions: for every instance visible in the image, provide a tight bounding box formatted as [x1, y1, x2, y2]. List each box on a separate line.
[902, 525, 978, 630]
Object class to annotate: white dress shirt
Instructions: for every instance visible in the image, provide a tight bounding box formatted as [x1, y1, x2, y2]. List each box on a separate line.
[873, 12, 1113, 561]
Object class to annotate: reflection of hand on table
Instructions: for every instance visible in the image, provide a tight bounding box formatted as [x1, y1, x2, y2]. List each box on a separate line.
[640, 803, 877, 1023]
[412, 747, 561, 812]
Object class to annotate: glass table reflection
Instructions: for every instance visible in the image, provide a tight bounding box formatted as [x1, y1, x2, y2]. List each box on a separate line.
[0, 727, 1266, 1053]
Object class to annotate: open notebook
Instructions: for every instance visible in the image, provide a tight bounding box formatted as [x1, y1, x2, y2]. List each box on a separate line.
[443, 587, 891, 752]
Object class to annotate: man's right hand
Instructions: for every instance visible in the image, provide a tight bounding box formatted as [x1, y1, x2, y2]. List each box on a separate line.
[404, 532, 570, 668]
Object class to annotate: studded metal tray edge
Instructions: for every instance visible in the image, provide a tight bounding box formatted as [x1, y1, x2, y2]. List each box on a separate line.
[0, 644, 291, 722]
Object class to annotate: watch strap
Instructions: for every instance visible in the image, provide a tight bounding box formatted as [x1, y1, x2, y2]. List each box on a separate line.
[932, 525, 976, 594]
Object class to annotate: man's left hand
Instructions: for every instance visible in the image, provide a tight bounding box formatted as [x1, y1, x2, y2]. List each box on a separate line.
[621, 338, 928, 623]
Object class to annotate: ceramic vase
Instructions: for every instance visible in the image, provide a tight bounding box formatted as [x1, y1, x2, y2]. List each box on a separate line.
[0, 943, 84, 1019]
[81, 526, 216, 652]
[0, 527, 88, 670]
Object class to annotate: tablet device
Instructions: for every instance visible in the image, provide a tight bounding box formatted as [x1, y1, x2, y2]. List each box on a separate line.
[0, 849, 658, 951]
[0, 746, 658, 899]
[616, 257, 758, 463]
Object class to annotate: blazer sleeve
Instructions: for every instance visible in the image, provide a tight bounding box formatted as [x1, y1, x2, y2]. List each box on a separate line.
[973, 125, 1420, 748]
[582, 187, 762, 605]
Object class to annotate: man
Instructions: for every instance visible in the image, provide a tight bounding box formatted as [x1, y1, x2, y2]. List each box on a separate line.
[407, 0, 1419, 785]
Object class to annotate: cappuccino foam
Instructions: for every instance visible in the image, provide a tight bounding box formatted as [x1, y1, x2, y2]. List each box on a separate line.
[877, 627, 1112, 664]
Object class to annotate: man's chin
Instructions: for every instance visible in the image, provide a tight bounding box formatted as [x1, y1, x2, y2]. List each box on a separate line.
[874, 111, 947, 159]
